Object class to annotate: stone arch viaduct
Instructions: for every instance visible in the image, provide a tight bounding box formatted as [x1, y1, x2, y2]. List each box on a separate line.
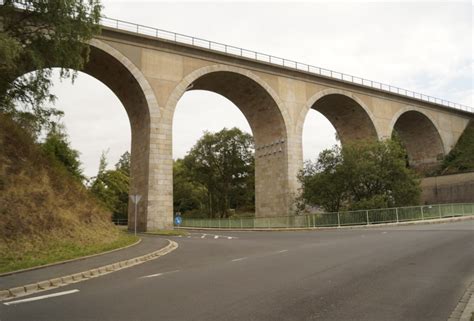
[81, 20, 473, 231]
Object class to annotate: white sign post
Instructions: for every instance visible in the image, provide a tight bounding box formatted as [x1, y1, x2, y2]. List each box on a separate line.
[129, 194, 142, 236]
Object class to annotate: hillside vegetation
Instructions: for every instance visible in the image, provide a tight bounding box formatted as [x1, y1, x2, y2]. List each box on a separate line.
[0, 114, 133, 273]
[439, 121, 474, 175]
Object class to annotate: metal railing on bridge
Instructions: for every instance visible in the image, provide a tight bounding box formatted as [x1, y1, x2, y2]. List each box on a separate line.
[99, 16, 474, 115]
[175, 203, 474, 229]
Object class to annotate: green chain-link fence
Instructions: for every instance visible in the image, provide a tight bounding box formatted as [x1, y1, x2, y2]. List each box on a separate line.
[177, 203, 474, 229]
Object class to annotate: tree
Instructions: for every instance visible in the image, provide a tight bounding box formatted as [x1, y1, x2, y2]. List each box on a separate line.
[0, 0, 102, 136]
[299, 139, 420, 212]
[173, 159, 207, 216]
[89, 151, 130, 220]
[183, 128, 255, 218]
[42, 123, 84, 182]
[440, 121, 474, 174]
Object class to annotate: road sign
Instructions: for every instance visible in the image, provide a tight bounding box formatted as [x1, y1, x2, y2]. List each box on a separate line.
[130, 194, 142, 204]
[175, 216, 182, 225]
[129, 194, 142, 236]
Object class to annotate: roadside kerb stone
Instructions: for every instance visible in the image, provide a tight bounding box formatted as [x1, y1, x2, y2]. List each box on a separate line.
[7, 287, 25, 298]
[0, 239, 178, 302]
[0, 290, 10, 300]
[448, 281, 474, 321]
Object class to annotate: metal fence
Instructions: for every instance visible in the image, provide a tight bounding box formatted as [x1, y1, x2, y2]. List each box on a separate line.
[99, 16, 474, 115]
[177, 203, 474, 229]
[112, 218, 128, 226]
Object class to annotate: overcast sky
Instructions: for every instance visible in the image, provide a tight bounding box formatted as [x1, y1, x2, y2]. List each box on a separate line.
[49, 0, 473, 178]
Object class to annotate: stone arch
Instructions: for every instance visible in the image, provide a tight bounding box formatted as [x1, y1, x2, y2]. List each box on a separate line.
[165, 65, 292, 217]
[390, 108, 445, 172]
[298, 88, 380, 144]
[82, 39, 159, 231]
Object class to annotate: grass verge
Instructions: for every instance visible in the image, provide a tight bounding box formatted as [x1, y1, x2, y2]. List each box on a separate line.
[145, 229, 188, 236]
[0, 231, 139, 274]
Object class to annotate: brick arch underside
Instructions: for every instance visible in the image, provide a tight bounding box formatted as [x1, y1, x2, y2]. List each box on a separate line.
[310, 94, 378, 144]
[83, 46, 151, 231]
[393, 111, 444, 172]
[187, 71, 289, 217]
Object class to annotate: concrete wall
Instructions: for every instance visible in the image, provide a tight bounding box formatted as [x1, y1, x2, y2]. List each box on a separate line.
[421, 172, 474, 204]
[86, 28, 473, 230]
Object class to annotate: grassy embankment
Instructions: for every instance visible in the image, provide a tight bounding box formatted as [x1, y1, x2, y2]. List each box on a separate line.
[0, 115, 138, 274]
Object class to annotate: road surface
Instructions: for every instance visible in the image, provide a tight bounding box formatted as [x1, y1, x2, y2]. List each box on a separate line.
[1, 221, 473, 321]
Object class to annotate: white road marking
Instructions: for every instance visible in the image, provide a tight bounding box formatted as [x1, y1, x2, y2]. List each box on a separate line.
[201, 234, 206, 239]
[227, 237, 232, 240]
[231, 257, 247, 262]
[140, 270, 180, 279]
[382, 231, 388, 234]
[214, 235, 219, 239]
[276, 250, 288, 253]
[4, 289, 80, 306]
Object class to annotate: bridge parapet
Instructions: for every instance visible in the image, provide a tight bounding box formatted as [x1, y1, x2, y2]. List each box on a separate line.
[100, 16, 473, 115]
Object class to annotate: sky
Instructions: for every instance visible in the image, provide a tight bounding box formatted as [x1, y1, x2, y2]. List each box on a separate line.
[48, 0, 473, 178]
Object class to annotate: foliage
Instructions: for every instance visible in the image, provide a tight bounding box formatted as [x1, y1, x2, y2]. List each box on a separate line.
[41, 123, 85, 182]
[173, 159, 207, 215]
[89, 151, 130, 220]
[182, 127, 255, 218]
[0, 0, 102, 136]
[440, 121, 474, 175]
[299, 139, 421, 212]
[0, 113, 121, 272]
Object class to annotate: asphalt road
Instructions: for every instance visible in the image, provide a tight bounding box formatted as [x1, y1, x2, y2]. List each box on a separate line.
[1, 221, 473, 321]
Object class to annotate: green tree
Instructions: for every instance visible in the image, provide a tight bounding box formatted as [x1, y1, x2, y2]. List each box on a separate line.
[183, 128, 255, 218]
[299, 139, 420, 212]
[0, 0, 102, 136]
[89, 151, 130, 220]
[440, 121, 474, 174]
[173, 159, 207, 216]
[42, 123, 84, 182]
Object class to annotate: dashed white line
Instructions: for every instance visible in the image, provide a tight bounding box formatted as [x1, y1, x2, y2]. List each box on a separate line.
[140, 270, 180, 279]
[231, 257, 247, 262]
[276, 250, 288, 253]
[214, 235, 219, 239]
[201, 234, 206, 239]
[3, 289, 80, 306]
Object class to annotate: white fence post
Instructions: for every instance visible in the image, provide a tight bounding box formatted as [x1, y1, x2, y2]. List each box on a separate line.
[337, 212, 341, 227]
[396, 208, 399, 223]
[421, 206, 424, 220]
[366, 210, 369, 225]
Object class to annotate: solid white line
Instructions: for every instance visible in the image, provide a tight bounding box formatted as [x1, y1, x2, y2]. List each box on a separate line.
[4, 289, 80, 306]
[276, 250, 288, 253]
[231, 257, 247, 262]
[140, 270, 180, 279]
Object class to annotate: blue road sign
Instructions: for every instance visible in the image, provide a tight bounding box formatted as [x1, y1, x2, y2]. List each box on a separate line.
[174, 216, 182, 225]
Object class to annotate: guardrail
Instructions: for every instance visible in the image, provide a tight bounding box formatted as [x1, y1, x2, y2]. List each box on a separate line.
[112, 218, 128, 226]
[99, 16, 474, 115]
[176, 203, 474, 229]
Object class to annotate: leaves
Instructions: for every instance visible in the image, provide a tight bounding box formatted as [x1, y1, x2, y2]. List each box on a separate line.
[89, 151, 130, 220]
[299, 139, 421, 212]
[0, 0, 102, 136]
[181, 127, 255, 218]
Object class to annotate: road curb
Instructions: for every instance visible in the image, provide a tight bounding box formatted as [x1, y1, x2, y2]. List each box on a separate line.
[176, 215, 474, 232]
[0, 237, 142, 278]
[0, 239, 178, 302]
[448, 280, 474, 321]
